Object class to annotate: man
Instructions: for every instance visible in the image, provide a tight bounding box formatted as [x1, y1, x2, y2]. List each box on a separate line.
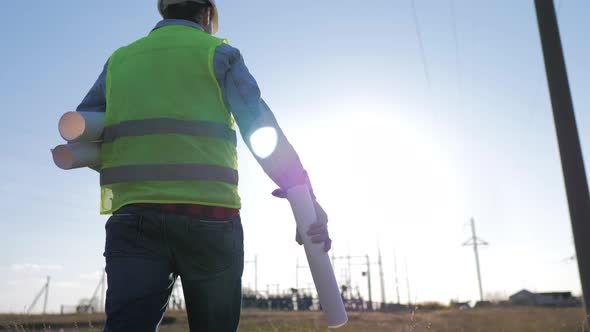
[76, 1, 331, 331]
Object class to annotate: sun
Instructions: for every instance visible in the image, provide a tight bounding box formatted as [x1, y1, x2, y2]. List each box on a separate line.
[290, 110, 466, 248]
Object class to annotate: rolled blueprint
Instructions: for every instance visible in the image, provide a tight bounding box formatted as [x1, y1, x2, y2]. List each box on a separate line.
[59, 111, 104, 142]
[51, 142, 101, 170]
[287, 185, 348, 329]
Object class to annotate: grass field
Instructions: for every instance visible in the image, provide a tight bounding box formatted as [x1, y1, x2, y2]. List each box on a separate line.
[1, 308, 588, 331]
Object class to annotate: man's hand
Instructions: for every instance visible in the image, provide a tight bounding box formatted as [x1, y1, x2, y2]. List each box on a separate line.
[272, 188, 332, 252]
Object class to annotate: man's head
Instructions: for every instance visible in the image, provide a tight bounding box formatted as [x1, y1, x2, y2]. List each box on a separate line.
[158, 0, 219, 34]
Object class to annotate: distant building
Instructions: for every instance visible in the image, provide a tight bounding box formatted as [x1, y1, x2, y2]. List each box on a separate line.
[474, 300, 493, 308]
[509, 289, 580, 307]
[449, 301, 471, 310]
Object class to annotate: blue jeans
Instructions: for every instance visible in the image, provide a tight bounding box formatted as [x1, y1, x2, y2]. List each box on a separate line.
[103, 205, 244, 332]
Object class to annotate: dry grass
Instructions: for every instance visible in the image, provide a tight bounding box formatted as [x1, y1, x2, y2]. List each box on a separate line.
[0, 307, 587, 332]
[235, 308, 589, 332]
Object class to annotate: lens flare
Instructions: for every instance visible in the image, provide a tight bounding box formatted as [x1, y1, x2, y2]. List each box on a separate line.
[250, 127, 278, 159]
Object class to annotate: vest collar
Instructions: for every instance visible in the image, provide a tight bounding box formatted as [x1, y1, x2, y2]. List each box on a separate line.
[153, 19, 204, 32]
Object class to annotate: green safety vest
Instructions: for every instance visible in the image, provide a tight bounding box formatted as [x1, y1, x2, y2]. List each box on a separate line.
[100, 25, 240, 214]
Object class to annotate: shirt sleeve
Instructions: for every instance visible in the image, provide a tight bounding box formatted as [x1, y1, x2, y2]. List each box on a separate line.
[76, 61, 108, 113]
[213, 44, 313, 191]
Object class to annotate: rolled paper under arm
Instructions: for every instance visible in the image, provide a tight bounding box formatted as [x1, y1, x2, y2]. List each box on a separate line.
[287, 185, 348, 329]
[59, 111, 104, 142]
[52, 142, 101, 170]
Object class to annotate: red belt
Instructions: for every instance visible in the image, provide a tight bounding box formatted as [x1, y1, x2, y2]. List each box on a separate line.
[131, 203, 240, 220]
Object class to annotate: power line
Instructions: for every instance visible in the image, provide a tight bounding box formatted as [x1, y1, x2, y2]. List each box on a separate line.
[410, 0, 433, 95]
[449, 0, 465, 114]
[410, 0, 441, 139]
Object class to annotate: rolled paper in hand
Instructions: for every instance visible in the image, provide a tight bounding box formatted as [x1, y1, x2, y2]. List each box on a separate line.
[59, 111, 104, 142]
[52, 143, 101, 170]
[287, 185, 348, 329]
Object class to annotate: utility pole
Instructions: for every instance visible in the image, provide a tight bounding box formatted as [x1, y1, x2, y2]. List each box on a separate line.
[377, 244, 386, 305]
[463, 218, 488, 302]
[535, 0, 590, 315]
[393, 250, 401, 304]
[365, 254, 373, 311]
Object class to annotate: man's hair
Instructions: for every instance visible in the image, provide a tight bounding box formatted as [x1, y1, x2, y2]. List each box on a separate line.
[162, 2, 211, 24]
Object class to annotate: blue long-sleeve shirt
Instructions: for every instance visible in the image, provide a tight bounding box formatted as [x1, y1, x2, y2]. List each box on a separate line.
[77, 19, 309, 191]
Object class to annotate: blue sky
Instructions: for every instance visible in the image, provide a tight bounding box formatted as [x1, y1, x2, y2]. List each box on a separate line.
[0, 0, 588, 312]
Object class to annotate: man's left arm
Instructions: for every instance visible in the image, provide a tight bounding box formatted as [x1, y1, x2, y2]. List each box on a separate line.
[75, 62, 107, 172]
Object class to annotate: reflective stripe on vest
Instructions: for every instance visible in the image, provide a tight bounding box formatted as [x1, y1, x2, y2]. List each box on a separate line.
[101, 164, 239, 186]
[103, 118, 237, 146]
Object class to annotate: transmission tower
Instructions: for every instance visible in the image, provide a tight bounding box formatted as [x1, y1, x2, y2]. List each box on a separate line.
[393, 250, 401, 304]
[462, 218, 488, 302]
[100, 270, 106, 312]
[27, 276, 50, 314]
[169, 280, 183, 311]
[321, 254, 375, 310]
[245, 255, 258, 294]
[405, 260, 412, 306]
[85, 270, 107, 313]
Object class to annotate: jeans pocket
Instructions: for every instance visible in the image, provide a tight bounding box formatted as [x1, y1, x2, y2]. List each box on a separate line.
[104, 214, 142, 257]
[186, 218, 238, 273]
[193, 218, 234, 232]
